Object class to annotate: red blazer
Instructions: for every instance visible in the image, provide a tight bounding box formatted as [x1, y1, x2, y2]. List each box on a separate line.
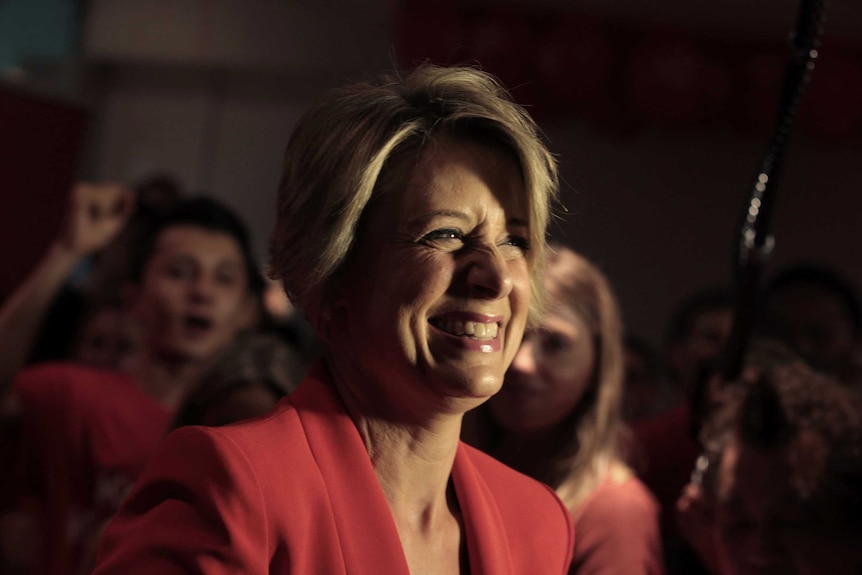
[94, 363, 574, 574]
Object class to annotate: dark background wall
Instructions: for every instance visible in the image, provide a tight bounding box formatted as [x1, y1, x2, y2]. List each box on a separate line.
[2, 0, 860, 346]
[547, 123, 862, 343]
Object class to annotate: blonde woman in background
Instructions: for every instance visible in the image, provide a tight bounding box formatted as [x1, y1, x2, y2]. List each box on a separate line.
[465, 244, 664, 574]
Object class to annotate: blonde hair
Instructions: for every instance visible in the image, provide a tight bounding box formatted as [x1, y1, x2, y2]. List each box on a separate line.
[268, 64, 559, 331]
[544, 244, 626, 506]
[466, 244, 628, 507]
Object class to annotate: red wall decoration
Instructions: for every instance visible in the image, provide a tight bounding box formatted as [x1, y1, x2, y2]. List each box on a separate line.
[395, 0, 862, 141]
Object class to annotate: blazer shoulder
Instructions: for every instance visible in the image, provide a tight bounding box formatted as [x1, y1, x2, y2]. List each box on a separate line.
[460, 443, 573, 527]
[459, 443, 574, 572]
[186, 397, 309, 471]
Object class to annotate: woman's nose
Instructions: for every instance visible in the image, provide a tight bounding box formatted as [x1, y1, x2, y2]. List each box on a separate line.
[466, 245, 513, 299]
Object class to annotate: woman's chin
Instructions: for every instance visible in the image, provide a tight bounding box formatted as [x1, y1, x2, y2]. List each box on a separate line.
[466, 372, 507, 399]
[435, 368, 504, 405]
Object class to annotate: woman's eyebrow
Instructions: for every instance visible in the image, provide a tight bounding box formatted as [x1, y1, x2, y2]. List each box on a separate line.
[407, 210, 471, 227]
[405, 212, 528, 229]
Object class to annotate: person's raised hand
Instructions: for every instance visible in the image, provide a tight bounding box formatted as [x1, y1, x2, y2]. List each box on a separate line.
[58, 182, 135, 257]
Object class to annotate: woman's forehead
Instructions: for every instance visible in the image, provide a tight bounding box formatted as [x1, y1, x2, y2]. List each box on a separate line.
[381, 138, 529, 222]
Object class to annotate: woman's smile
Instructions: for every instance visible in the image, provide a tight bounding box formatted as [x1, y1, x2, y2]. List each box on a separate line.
[429, 313, 504, 352]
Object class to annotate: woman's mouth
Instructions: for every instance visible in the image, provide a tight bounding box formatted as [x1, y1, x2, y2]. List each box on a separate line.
[429, 317, 500, 340]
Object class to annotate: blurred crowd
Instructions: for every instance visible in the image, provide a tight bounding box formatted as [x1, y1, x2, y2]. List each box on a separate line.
[1, 170, 859, 575]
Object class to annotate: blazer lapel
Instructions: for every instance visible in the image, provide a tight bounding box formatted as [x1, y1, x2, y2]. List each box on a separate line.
[291, 362, 411, 575]
[451, 443, 516, 575]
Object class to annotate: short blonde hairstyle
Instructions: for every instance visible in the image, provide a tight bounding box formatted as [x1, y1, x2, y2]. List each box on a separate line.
[269, 64, 559, 330]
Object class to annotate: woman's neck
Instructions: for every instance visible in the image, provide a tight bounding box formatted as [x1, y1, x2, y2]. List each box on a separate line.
[328, 361, 469, 574]
[327, 359, 464, 523]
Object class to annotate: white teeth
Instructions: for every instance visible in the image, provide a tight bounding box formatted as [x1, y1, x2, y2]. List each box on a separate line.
[435, 318, 498, 339]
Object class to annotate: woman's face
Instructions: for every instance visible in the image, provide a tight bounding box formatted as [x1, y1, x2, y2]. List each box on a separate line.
[488, 302, 596, 433]
[329, 137, 531, 419]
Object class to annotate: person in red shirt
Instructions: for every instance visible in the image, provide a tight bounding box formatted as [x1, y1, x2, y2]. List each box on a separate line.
[631, 288, 734, 574]
[465, 245, 664, 575]
[0, 185, 260, 575]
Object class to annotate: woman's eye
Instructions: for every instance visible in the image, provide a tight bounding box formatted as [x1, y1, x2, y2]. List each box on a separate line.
[420, 228, 464, 246]
[540, 332, 569, 354]
[502, 235, 531, 252]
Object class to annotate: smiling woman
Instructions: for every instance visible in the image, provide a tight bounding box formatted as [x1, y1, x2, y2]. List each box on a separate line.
[330, 136, 532, 416]
[91, 64, 573, 574]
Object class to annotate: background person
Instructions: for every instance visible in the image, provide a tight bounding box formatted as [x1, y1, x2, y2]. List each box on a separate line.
[0, 189, 260, 575]
[0, 183, 135, 387]
[623, 334, 667, 423]
[678, 357, 862, 575]
[171, 331, 304, 429]
[76, 331, 305, 575]
[19, 175, 184, 372]
[760, 262, 862, 391]
[631, 287, 735, 574]
[465, 245, 664, 575]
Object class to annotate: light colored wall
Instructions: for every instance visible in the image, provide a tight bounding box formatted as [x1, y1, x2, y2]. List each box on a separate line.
[83, 0, 392, 73]
[81, 0, 393, 269]
[85, 66, 314, 269]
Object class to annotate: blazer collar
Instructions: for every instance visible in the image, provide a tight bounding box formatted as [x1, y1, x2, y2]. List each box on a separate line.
[291, 360, 516, 575]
